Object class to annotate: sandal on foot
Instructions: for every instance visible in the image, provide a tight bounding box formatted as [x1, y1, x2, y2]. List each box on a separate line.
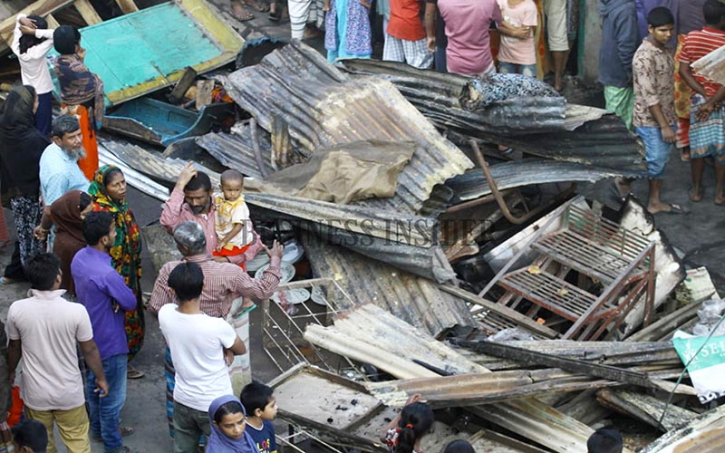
[127, 369, 145, 379]
[689, 187, 704, 203]
[0, 277, 21, 285]
[661, 203, 688, 215]
[269, 9, 281, 20]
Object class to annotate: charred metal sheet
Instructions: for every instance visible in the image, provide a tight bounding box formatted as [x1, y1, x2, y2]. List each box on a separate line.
[100, 139, 215, 185]
[339, 59, 614, 132]
[639, 405, 725, 453]
[339, 59, 567, 134]
[454, 340, 660, 390]
[496, 116, 646, 172]
[195, 122, 300, 180]
[303, 304, 606, 453]
[302, 236, 471, 336]
[222, 40, 474, 215]
[596, 388, 697, 432]
[447, 159, 629, 202]
[340, 59, 646, 173]
[98, 144, 170, 201]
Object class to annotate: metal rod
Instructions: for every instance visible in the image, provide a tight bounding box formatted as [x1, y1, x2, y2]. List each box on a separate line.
[470, 139, 546, 225]
[445, 192, 500, 214]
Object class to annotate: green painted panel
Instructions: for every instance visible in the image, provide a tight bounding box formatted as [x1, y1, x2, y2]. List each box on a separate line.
[49, 0, 243, 106]
[81, 2, 221, 95]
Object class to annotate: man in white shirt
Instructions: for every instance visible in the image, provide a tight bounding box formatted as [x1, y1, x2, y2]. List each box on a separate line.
[7, 253, 108, 453]
[158, 262, 247, 453]
[11, 14, 55, 136]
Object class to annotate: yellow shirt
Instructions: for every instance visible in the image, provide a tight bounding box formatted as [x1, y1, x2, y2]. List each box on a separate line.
[213, 193, 253, 249]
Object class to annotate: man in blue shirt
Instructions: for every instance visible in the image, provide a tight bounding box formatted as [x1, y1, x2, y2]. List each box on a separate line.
[72, 211, 137, 453]
[39, 115, 90, 209]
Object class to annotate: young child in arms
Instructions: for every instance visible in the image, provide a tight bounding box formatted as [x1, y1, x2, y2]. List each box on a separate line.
[213, 169, 256, 310]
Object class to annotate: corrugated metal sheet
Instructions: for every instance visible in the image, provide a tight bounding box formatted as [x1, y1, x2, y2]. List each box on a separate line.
[302, 235, 471, 336]
[339, 59, 567, 134]
[498, 116, 647, 172]
[692, 46, 725, 85]
[364, 369, 615, 408]
[196, 130, 275, 180]
[222, 40, 474, 215]
[303, 304, 603, 453]
[447, 159, 634, 202]
[340, 59, 646, 173]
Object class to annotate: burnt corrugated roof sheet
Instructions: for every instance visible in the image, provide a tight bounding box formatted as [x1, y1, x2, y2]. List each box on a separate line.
[448, 159, 635, 202]
[340, 59, 646, 173]
[195, 129, 275, 180]
[302, 234, 473, 336]
[222, 40, 473, 215]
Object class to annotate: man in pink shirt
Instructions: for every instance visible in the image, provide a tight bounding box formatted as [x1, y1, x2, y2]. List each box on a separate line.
[437, 0, 502, 75]
[160, 163, 262, 265]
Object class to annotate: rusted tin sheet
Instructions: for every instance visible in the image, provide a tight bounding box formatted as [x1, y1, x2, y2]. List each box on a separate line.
[340, 59, 646, 173]
[302, 236, 470, 336]
[222, 40, 474, 215]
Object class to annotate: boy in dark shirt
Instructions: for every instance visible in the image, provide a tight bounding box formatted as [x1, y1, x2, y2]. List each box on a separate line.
[240, 382, 278, 453]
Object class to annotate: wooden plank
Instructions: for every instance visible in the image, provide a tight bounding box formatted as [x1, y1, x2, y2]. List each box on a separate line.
[73, 0, 102, 25]
[195, 79, 214, 110]
[114, 0, 138, 14]
[167, 66, 197, 104]
[1, 0, 75, 50]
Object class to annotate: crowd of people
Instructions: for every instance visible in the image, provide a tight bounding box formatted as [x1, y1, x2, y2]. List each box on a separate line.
[0, 0, 722, 452]
[602, 0, 725, 215]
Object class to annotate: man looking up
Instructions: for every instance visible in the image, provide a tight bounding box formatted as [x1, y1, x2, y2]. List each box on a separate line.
[72, 211, 137, 453]
[7, 253, 108, 453]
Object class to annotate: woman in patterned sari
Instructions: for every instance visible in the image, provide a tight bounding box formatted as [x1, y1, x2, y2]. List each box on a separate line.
[88, 165, 145, 379]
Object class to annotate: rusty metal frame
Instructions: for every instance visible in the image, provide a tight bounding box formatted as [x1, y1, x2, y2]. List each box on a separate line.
[479, 197, 657, 341]
[260, 277, 364, 376]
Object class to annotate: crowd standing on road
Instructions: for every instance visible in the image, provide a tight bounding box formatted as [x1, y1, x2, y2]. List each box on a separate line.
[0, 0, 721, 451]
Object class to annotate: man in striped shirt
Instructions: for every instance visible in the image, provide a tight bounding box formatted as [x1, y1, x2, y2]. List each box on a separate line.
[148, 221, 282, 441]
[679, 0, 725, 205]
